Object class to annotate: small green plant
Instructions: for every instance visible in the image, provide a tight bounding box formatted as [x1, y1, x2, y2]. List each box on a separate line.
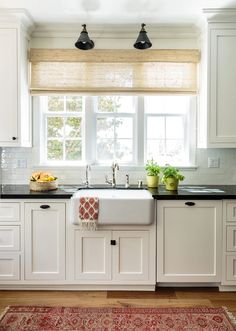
[145, 159, 161, 176]
[162, 165, 185, 183]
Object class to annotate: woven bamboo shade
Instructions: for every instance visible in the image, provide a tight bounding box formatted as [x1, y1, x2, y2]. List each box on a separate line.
[29, 49, 200, 94]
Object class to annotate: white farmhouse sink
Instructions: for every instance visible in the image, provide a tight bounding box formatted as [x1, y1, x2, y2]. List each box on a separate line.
[71, 189, 154, 225]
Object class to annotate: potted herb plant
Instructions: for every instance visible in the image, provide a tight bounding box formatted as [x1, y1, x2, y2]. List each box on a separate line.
[162, 166, 185, 191]
[145, 159, 161, 188]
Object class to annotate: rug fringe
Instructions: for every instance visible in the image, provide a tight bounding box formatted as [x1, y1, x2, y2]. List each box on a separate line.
[0, 306, 9, 322]
[223, 306, 236, 330]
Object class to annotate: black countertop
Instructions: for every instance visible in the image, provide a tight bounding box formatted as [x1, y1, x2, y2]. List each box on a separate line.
[1, 184, 236, 200]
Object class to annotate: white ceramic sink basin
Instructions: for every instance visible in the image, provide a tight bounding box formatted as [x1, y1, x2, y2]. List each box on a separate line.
[71, 189, 154, 225]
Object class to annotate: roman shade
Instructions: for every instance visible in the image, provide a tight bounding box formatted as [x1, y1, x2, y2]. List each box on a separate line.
[29, 49, 200, 94]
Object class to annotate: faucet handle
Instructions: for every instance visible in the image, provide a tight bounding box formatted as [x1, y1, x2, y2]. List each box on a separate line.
[125, 174, 130, 188]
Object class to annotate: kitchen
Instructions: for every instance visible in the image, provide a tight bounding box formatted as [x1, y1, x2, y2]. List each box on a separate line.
[0, 0, 236, 329]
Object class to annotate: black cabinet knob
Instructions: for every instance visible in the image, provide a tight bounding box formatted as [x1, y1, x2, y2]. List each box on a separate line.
[185, 202, 195, 206]
[12, 137, 17, 140]
[40, 205, 50, 209]
[110, 240, 116, 245]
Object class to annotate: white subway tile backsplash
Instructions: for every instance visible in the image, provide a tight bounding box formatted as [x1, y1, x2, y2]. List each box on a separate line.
[0, 147, 236, 185]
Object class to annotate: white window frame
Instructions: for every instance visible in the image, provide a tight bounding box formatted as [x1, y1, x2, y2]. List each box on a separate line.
[93, 96, 137, 165]
[33, 95, 197, 169]
[38, 96, 85, 166]
[144, 95, 197, 167]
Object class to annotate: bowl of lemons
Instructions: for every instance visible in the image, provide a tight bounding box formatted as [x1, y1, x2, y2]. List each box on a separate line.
[30, 172, 58, 191]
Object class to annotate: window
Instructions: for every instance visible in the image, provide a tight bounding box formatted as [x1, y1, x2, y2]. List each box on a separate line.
[39, 96, 84, 165]
[94, 96, 136, 164]
[144, 96, 196, 166]
[36, 95, 196, 167]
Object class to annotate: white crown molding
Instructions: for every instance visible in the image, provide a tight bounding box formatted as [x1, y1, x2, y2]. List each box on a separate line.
[203, 8, 236, 22]
[0, 8, 35, 31]
[32, 23, 200, 40]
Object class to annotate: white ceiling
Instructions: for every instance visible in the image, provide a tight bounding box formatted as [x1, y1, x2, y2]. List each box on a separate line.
[0, 0, 235, 25]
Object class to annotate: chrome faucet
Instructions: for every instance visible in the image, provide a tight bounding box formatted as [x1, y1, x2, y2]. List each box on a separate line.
[83, 164, 91, 187]
[105, 162, 119, 188]
[125, 174, 130, 188]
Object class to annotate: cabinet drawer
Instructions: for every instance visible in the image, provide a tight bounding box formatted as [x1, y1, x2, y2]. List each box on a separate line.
[0, 226, 20, 251]
[0, 253, 20, 280]
[226, 226, 236, 252]
[0, 203, 20, 222]
[226, 255, 236, 282]
[225, 202, 236, 222]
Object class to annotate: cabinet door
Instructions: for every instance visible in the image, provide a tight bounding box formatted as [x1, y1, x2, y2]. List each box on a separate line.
[112, 231, 149, 282]
[208, 27, 236, 146]
[0, 28, 18, 143]
[0, 253, 20, 280]
[25, 203, 65, 280]
[74, 230, 112, 280]
[157, 200, 222, 282]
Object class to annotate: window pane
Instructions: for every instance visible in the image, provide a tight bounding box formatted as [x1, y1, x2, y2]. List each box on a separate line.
[115, 118, 133, 139]
[97, 139, 114, 161]
[146, 139, 165, 160]
[47, 140, 63, 160]
[66, 96, 83, 112]
[48, 96, 64, 112]
[47, 117, 63, 138]
[65, 117, 82, 138]
[65, 140, 82, 160]
[166, 117, 184, 139]
[166, 140, 185, 163]
[145, 95, 189, 114]
[147, 117, 165, 139]
[97, 118, 114, 138]
[116, 139, 133, 162]
[97, 96, 134, 113]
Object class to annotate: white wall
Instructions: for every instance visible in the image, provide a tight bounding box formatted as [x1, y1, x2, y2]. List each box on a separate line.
[1, 25, 236, 186]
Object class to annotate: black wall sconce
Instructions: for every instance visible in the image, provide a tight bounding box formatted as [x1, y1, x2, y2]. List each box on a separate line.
[75, 24, 94, 50]
[133, 23, 152, 49]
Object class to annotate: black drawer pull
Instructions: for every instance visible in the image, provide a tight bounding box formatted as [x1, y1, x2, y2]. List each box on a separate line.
[12, 137, 17, 140]
[185, 202, 195, 206]
[110, 240, 116, 245]
[40, 205, 50, 209]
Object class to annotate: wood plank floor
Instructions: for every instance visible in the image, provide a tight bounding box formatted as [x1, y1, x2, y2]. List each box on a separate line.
[0, 288, 235, 317]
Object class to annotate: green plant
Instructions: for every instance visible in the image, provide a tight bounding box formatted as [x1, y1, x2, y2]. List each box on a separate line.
[145, 159, 161, 176]
[161, 166, 185, 183]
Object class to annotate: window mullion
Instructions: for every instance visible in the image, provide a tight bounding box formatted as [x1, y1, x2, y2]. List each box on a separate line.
[137, 96, 144, 165]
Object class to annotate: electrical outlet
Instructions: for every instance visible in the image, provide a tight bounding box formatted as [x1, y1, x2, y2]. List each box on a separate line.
[208, 157, 220, 168]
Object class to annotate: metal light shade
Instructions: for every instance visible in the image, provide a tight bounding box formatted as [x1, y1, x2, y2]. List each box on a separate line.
[75, 24, 94, 50]
[134, 23, 152, 50]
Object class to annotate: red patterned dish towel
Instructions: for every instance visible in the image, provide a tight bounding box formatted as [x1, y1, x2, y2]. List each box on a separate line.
[78, 197, 99, 230]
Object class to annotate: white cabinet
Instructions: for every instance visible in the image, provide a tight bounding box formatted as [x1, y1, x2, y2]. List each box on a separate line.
[71, 228, 154, 285]
[0, 15, 32, 147]
[112, 231, 149, 282]
[207, 22, 236, 147]
[222, 200, 236, 285]
[75, 230, 112, 281]
[0, 201, 21, 281]
[157, 200, 222, 283]
[25, 202, 66, 280]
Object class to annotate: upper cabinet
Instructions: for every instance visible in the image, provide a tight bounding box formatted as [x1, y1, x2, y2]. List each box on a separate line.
[208, 22, 236, 147]
[0, 13, 33, 147]
[199, 10, 236, 148]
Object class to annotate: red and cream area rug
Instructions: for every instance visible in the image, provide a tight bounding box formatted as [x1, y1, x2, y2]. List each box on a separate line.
[0, 306, 235, 331]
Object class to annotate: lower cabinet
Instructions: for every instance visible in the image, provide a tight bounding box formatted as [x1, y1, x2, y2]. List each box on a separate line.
[24, 202, 66, 280]
[222, 200, 236, 285]
[73, 229, 153, 284]
[157, 200, 222, 283]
